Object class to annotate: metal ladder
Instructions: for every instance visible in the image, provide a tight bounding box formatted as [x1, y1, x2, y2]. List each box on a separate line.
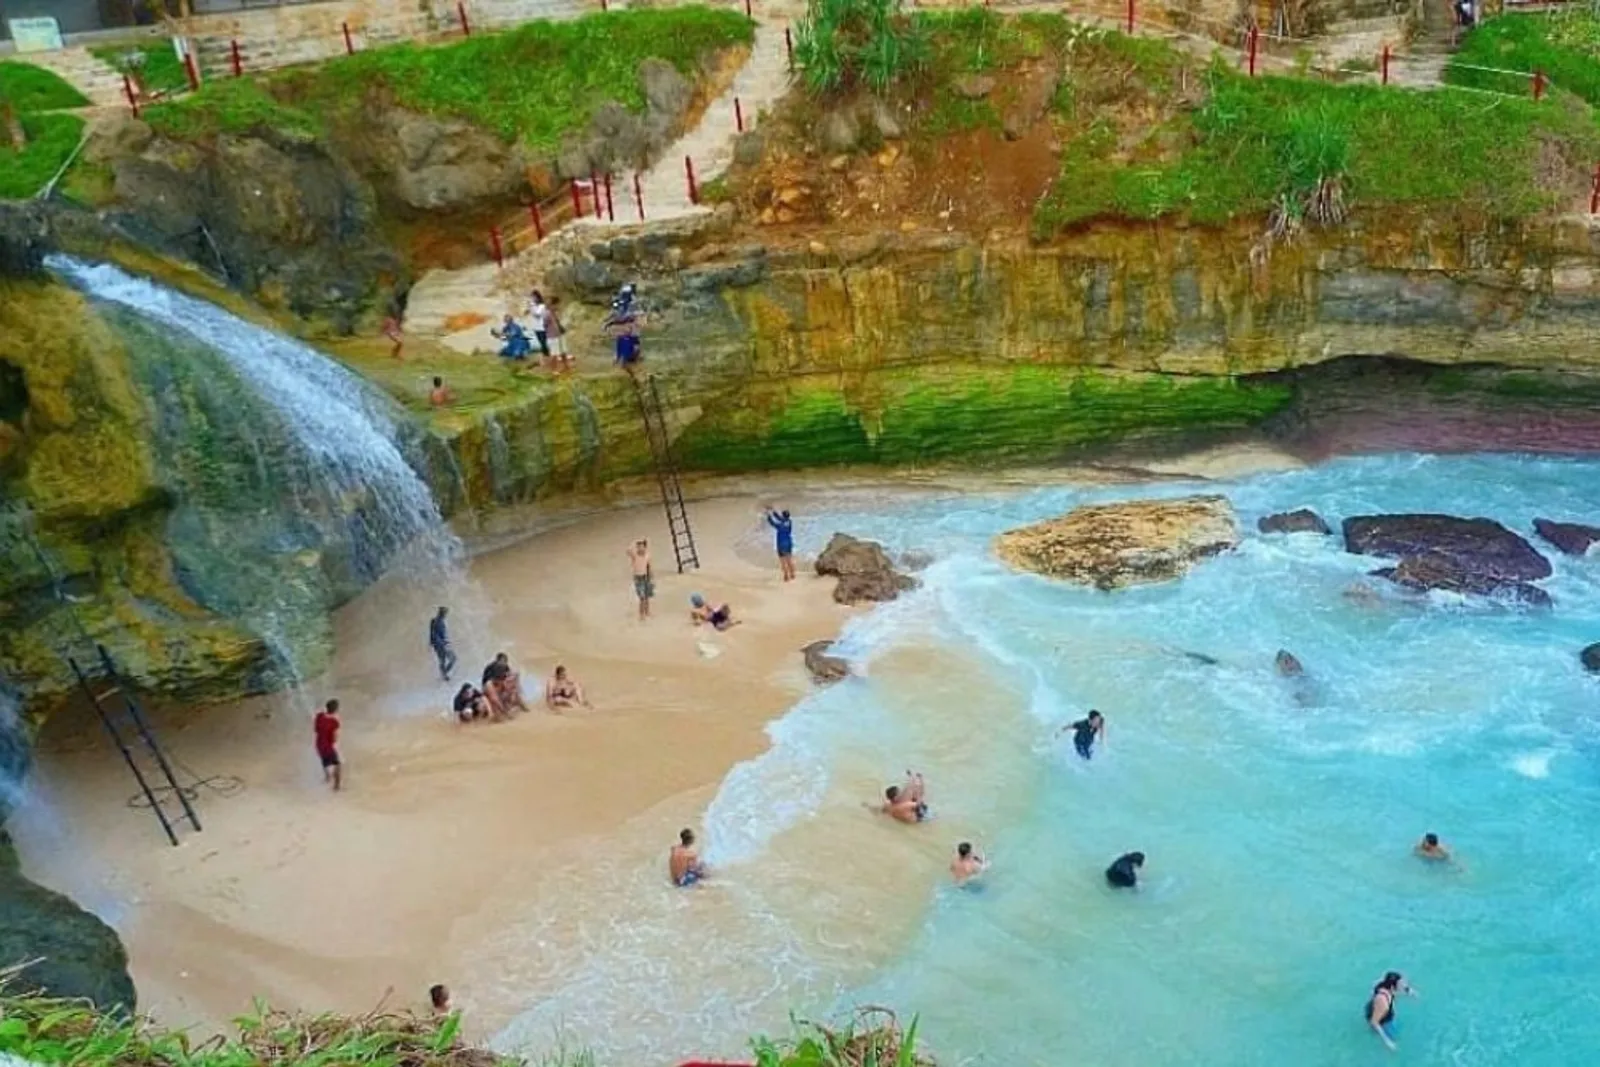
[630, 373, 700, 573]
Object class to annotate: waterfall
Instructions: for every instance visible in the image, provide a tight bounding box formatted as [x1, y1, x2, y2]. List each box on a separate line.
[484, 415, 514, 504]
[0, 678, 25, 819]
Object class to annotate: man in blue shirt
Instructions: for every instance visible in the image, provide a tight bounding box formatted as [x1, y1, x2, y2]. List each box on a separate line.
[765, 506, 796, 582]
[428, 606, 456, 681]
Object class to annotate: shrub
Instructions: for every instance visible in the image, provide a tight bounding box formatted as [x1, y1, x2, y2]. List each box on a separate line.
[794, 0, 929, 95]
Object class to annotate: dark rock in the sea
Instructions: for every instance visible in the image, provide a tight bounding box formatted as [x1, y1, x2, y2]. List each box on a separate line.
[801, 640, 850, 685]
[815, 533, 917, 605]
[1534, 518, 1600, 557]
[1582, 643, 1600, 673]
[1258, 509, 1331, 536]
[1370, 553, 1552, 608]
[1343, 514, 1552, 582]
[1274, 650, 1305, 676]
[898, 549, 934, 572]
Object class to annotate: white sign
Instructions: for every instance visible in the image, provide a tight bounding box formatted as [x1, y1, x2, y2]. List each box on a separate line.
[7, 16, 64, 53]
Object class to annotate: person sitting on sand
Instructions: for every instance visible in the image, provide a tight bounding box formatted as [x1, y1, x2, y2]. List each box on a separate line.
[669, 828, 707, 887]
[491, 315, 532, 361]
[453, 683, 489, 723]
[951, 841, 986, 886]
[689, 593, 738, 631]
[545, 665, 590, 710]
[1105, 850, 1145, 889]
[1414, 832, 1453, 863]
[874, 772, 928, 824]
[428, 376, 454, 408]
[429, 984, 451, 1016]
[481, 653, 527, 716]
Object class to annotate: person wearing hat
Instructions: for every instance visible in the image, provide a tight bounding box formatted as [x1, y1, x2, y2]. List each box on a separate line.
[689, 593, 737, 631]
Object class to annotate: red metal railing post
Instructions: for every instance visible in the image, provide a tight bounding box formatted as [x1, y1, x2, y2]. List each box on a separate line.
[1247, 25, 1259, 77]
[601, 0, 608, 11]
[570, 179, 584, 219]
[528, 201, 544, 241]
[745, 0, 752, 17]
[1380, 43, 1389, 86]
[604, 173, 616, 221]
[183, 49, 200, 91]
[1590, 162, 1600, 215]
[1532, 69, 1546, 101]
[342, 22, 355, 55]
[489, 226, 504, 268]
[123, 73, 140, 117]
[458, 1, 471, 34]
[1126, 0, 1134, 35]
[685, 155, 699, 204]
[230, 39, 243, 77]
[785, 26, 794, 71]
[634, 171, 645, 221]
[589, 171, 601, 221]
[735, 96, 744, 133]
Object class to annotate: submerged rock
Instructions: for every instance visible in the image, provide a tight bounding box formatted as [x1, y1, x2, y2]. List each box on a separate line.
[1258, 509, 1331, 536]
[1343, 514, 1551, 581]
[1582, 643, 1600, 672]
[801, 640, 850, 685]
[814, 533, 917, 605]
[1534, 518, 1600, 557]
[1371, 553, 1552, 608]
[994, 495, 1238, 590]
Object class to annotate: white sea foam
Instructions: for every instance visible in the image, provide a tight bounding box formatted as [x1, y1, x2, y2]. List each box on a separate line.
[1509, 748, 1556, 779]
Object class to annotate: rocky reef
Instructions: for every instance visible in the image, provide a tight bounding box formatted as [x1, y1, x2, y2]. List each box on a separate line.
[1344, 514, 1554, 607]
[995, 495, 1238, 589]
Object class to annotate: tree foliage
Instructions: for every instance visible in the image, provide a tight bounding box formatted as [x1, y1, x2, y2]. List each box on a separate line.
[793, 0, 928, 95]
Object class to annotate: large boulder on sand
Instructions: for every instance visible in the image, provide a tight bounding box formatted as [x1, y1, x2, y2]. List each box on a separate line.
[994, 495, 1239, 590]
[1344, 514, 1552, 605]
[815, 533, 917, 604]
[1258, 509, 1331, 536]
[1534, 518, 1600, 557]
[801, 640, 850, 685]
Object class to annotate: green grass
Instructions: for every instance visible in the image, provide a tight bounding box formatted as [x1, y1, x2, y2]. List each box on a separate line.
[0, 61, 90, 112]
[91, 41, 189, 96]
[0, 113, 86, 199]
[1035, 66, 1600, 232]
[146, 7, 753, 152]
[1448, 9, 1600, 102]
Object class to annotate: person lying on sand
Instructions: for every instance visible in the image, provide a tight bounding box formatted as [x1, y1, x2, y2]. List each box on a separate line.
[689, 593, 738, 631]
[669, 828, 708, 887]
[951, 841, 987, 886]
[870, 772, 927, 824]
[481, 653, 527, 716]
[545, 665, 590, 710]
[453, 683, 490, 723]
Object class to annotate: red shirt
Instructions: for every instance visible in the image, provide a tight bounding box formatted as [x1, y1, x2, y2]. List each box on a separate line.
[314, 711, 340, 753]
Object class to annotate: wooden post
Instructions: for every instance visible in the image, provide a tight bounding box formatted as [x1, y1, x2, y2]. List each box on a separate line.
[1126, 0, 1134, 35]
[528, 201, 544, 241]
[231, 39, 243, 77]
[735, 96, 744, 133]
[745, 0, 752, 17]
[459, 1, 471, 35]
[570, 179, 584, 218]
[1532, 69, 1546, 100]
[634, 172, 645, 221]
[1247, 25, 1259, 77]
[685, 155, 699, 205]
[1380, 43, 1389, 86]
[342, 22, 355, 55]
[785, 26, 794, 72]
[183, 49, 200, 91]
[123, 73, 140, 118]
[489, 226, 503, 268]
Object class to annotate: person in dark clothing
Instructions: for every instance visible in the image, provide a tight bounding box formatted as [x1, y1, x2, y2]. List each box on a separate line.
[453, 683, 489, 723]
[1105, 851, 1144, 889]
[428, 606, 456, 681]
[1365, 971, 1417, 1051]
[614, 322, 641, 369]
[1060, 710, 1106, 760]
[314, 699, 342, 791]
[765, 506, 796, 581]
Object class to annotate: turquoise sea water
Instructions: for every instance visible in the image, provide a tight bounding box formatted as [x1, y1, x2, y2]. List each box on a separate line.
[495, 452, 1600, 1066]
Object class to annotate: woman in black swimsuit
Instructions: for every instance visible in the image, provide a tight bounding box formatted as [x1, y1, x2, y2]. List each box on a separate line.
[1365, 971, 1415, 1051]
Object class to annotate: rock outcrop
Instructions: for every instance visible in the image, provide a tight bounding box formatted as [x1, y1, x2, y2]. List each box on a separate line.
[814, 533, 916, 604]
[1582, 643, 1600, 672]
[1258, 509, 1331, 535]
[1533, 518, 1600, 557]
[994, 495, 1239, 590]
[801, 640, 850, 684]
[1344, 514, 1552, 604]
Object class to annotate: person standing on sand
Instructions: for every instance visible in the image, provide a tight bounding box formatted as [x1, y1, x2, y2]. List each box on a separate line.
[765, 506, 796, 582]
[314, 699, 342, 791]
[526, 290, 552, 363]
[628, 539, 654, 620]
[669, 828, 707, 887]
[428, 606, 456, 682]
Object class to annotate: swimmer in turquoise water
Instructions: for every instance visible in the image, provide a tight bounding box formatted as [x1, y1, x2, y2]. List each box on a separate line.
[1414, 832, 1450, 862]
[951, 841, 986, 886]
[1365, 971, 1416, 1051]
[1104, 851, 1144, 889]
[1060, 711, 1106, 760]
[669, 828, 707, 888]
[873, 772, 927, 824]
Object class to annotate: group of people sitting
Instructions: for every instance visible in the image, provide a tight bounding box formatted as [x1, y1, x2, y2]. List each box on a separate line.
[450, 653, 591, 723]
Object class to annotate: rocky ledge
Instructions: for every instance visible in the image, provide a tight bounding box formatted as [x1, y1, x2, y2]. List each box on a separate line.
[1344, 514, 1553, 607]
[994, 495, 1238, 590]
[815, 534, 917, 605]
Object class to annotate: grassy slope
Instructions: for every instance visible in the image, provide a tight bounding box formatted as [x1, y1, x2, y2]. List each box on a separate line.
[1448, 9, 1600, 101]
[90, 41, 190, 96]
[0, 63, 89, 200]
[146, 7, 753, 152]
[911, 10, 1600, 233]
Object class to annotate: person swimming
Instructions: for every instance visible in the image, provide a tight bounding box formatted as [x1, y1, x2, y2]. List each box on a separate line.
[875, 772, 928, 824]
[1105, 850, 1144, 889]
[1414, 832, 1452, 863]
[951, 841, 986, 886]
[669, 828, 707, 888]
[1061, 710, 1106, 760]
[1365, 971, 1416, 1051]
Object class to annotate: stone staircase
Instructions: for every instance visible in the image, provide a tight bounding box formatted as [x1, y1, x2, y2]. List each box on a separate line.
[1389, 0, 1458, 87]
[19, 46, 134, 108]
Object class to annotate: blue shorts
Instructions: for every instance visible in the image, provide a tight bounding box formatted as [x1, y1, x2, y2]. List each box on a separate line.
[1074, 737, 1094, 760]
[675, 869, 702, 888]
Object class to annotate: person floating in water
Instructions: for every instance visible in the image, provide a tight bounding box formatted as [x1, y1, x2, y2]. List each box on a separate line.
[873, 772, 928, 824]
[1105, 850, 1144, 889]
[1414, 832, 1453, 864]
[453, 683, 489, 723]
[545, 664, 590, 710]
[429, 983, 451, 1016]
[1060, 710, 1106, 760]
[429, 606, 456, 682]
[314, 699, 342, 792]
[1274, 649, 1304, 677]
[669, 828, 707, 887]
[951, 841, 986, 886]
[1365, 971, 1417, 1051]
[628, 538, 653, 621]
[764, 506, 796, 582]
[492, 315, 532, 361]
[690, 594, 738, 631]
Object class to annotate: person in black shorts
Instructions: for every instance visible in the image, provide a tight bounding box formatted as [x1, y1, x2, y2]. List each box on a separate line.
[1105, 851, 1144, 889]
[1060, 710, 1106, 760]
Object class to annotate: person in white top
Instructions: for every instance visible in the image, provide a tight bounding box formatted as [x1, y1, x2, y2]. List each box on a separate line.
[526, 290, 551, 362]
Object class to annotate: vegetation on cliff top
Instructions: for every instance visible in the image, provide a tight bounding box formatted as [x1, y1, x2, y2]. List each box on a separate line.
[0, 64, 88, 200]
[145, 7, 754, 152]
[1448, 8, 1600, 102]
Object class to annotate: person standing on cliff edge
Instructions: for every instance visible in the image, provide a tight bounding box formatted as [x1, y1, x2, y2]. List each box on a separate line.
[314, 700, 342, 792]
